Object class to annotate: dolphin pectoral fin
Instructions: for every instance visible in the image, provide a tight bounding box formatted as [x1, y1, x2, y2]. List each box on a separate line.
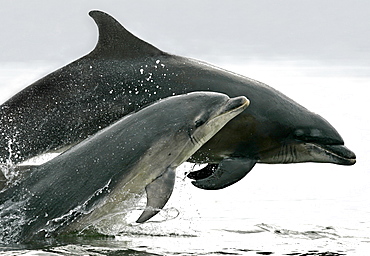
[191, 158, 257, 190]
[136, 167, 176, 223]
[187, 164, 218, 180]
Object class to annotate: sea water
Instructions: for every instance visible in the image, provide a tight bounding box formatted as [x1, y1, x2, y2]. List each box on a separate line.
[0, 61, 369, 255]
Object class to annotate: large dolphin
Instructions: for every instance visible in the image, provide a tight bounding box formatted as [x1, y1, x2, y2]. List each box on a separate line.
[0, 11, 355, 190]
[0, 92, 249, 244]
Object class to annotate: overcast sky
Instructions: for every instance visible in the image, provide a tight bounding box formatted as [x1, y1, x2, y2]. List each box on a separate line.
[0, 0, 369, 67]
[0, 1, 367, 169]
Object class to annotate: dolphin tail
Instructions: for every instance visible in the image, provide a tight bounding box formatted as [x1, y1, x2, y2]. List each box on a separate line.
[136, 167, 176, 223]
[190, 158, 257, 190]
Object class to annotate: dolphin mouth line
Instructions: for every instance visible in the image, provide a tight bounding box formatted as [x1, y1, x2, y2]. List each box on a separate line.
[310, 142, 356, 165]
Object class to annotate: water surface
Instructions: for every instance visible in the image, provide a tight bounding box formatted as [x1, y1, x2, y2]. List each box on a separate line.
[0, 62, 368, 255]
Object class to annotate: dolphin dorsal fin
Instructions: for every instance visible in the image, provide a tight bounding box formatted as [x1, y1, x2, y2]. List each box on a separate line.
[88, 10, 164, 59]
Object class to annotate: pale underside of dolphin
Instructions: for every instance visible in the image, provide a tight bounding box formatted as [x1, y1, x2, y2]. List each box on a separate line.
[0, 92, 249, 243]
[0, 10, 355, 191]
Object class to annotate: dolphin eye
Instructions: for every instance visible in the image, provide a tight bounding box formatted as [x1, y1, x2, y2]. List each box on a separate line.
[195, 119, 206, 128]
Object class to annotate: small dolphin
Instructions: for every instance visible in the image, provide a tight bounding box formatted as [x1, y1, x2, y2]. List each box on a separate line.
[0, 92, 249, 243]
[0, 11, 355, 190]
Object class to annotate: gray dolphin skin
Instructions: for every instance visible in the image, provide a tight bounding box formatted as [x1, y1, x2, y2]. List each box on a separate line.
[0, 92, 249, 243]
[0, 11, 355, 190]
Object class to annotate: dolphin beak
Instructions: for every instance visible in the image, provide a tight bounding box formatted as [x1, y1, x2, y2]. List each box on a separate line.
[313, 144, 356, 165]
[292, 117, 356, 165]
[220, 96, 250, 115]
